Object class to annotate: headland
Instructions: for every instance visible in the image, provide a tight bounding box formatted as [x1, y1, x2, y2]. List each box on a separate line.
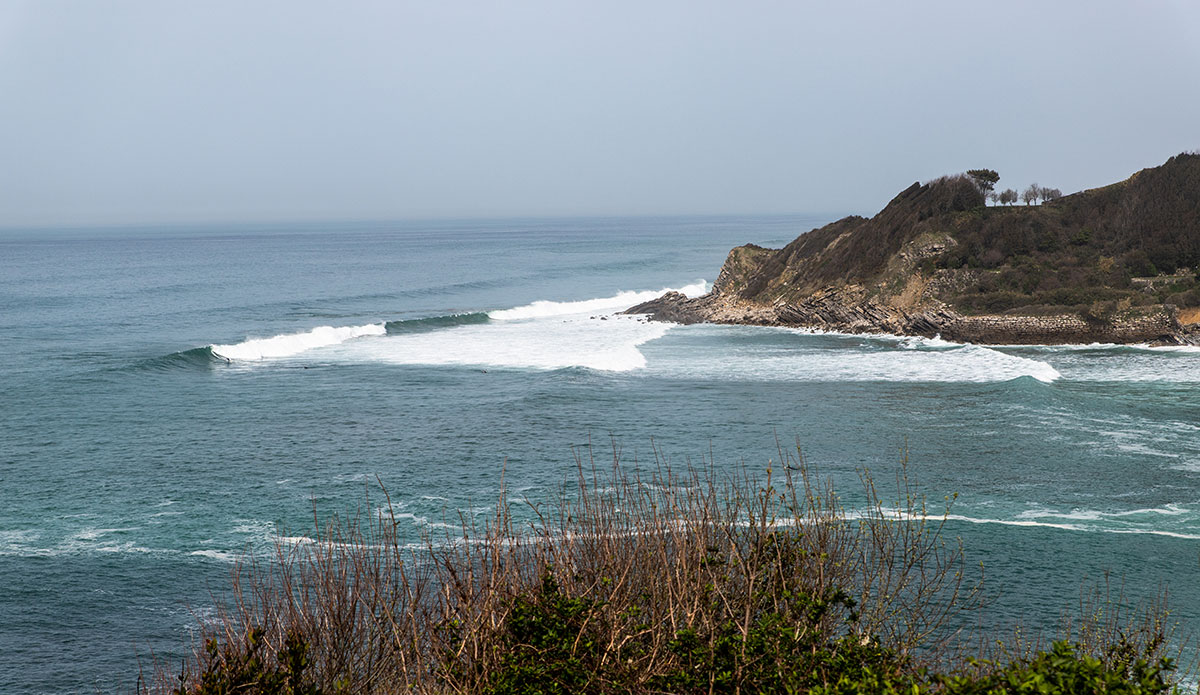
[627, 153, 1200, 345]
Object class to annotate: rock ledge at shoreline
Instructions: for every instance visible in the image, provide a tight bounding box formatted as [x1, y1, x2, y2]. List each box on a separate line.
[624, 288, 1191, 345]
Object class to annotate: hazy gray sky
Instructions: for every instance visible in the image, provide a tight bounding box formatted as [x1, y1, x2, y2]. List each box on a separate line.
[2, 0, 1198, 226]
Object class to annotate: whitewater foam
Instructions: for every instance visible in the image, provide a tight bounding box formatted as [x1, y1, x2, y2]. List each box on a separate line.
[0, 529, 41, 556]
[195, 282, 1078, 380]
[897, 334, 961, 350]
[652, 328, 1062, 383]
[190, 549, 239, 562]
[1142, 344, 1200, 353]
[321, 283, 704, 372]
[0, 529, 168, 558]
[212, 323, 386, 360]
[337, 313, 672, 371]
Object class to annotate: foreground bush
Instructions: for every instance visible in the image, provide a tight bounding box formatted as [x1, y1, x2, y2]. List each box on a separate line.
[161, 447, 1182, 694]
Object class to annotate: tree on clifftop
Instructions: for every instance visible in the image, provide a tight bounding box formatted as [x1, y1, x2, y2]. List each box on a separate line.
[966, 169, 1000, 201]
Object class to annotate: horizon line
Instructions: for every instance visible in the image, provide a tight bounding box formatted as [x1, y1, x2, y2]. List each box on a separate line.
[0, 210, 851, 235]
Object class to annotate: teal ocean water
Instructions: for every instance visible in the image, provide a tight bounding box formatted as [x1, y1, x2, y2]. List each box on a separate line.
[2, 216, 1199, 694]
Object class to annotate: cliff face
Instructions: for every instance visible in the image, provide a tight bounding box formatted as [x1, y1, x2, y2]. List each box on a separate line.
[626, 153, 1200, 345]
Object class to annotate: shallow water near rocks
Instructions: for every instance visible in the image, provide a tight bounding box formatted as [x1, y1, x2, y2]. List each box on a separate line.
[2, 215, 1199, 693]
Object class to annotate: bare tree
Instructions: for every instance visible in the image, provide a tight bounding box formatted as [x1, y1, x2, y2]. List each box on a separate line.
[1040, 186, 1063, 202]
[1022, 183, 1040, 205]
[988, 191, 1000, 206]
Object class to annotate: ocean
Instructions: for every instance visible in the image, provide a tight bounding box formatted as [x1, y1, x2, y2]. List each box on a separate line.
[2, 215, 1198, 694]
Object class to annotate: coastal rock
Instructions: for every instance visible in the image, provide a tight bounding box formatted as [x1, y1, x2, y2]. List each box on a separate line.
[624, 291, 711, 324]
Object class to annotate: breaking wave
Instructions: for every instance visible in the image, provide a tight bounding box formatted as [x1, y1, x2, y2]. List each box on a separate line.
[195, 282, 706, 370]
[148, 281, 1200, 384]
[135, 346, 225, 371]
[211, 323, 386, 360]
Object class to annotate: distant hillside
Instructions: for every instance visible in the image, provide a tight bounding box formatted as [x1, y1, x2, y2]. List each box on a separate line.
[628, 153, 1200, 344]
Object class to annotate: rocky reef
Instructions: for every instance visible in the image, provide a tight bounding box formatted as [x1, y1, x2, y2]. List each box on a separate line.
[626, 154, 1200, 345]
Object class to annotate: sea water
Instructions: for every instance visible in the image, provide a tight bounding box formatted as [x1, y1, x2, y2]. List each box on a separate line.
[2, 216, 1198, 694]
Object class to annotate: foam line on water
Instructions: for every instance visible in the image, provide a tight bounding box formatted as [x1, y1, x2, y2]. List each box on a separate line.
[212, 323, 386, 360]
[942, 514, 1200, 540]
[787, 333, 1200, 383]
[1137, 344, 1200, 353]
[654, 330, 1062, 383]
[846, 508, 1200, 540]
[1015, 503, 1188, 521]
[784, 328, 967, 348]
[190, 549, 239, 562]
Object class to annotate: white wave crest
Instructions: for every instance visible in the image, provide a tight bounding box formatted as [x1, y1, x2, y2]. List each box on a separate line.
[491, 281, 707, 320]
[897, 334, 962, 350]
[190, 549, 238, 562]
[212, 323, 386, 360]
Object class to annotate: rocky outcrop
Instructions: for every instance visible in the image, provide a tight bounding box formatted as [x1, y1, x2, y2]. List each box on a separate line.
[623, 291, 712, 325]
[624, 289, 1188, 345]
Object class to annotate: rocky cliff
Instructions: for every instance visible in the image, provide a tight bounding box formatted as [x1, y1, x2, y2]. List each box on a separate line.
[626, 153, 1200, 345]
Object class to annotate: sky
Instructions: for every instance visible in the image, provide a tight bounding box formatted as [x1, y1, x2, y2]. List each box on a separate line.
[1, 0, 1198, 226]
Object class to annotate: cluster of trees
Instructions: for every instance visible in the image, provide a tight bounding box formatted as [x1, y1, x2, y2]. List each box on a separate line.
[966, 169, 1062, 206]
[990, 183, 1063, 206]
[934, 154, 1200, 311]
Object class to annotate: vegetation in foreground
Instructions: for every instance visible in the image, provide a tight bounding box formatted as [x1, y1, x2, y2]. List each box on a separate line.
[160, 447, 1185, 694]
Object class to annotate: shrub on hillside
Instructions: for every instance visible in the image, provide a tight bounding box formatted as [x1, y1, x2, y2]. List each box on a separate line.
[159, 446, 1185, 695]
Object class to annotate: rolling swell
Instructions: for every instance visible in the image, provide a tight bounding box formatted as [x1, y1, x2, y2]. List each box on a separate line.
[135, 346, 224, 371]
[384, 313, 489, 334]
[139, 315, 489, 368]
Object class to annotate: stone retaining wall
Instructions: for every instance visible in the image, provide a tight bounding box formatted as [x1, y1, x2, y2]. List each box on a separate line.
[941, 313, 1180, 345]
